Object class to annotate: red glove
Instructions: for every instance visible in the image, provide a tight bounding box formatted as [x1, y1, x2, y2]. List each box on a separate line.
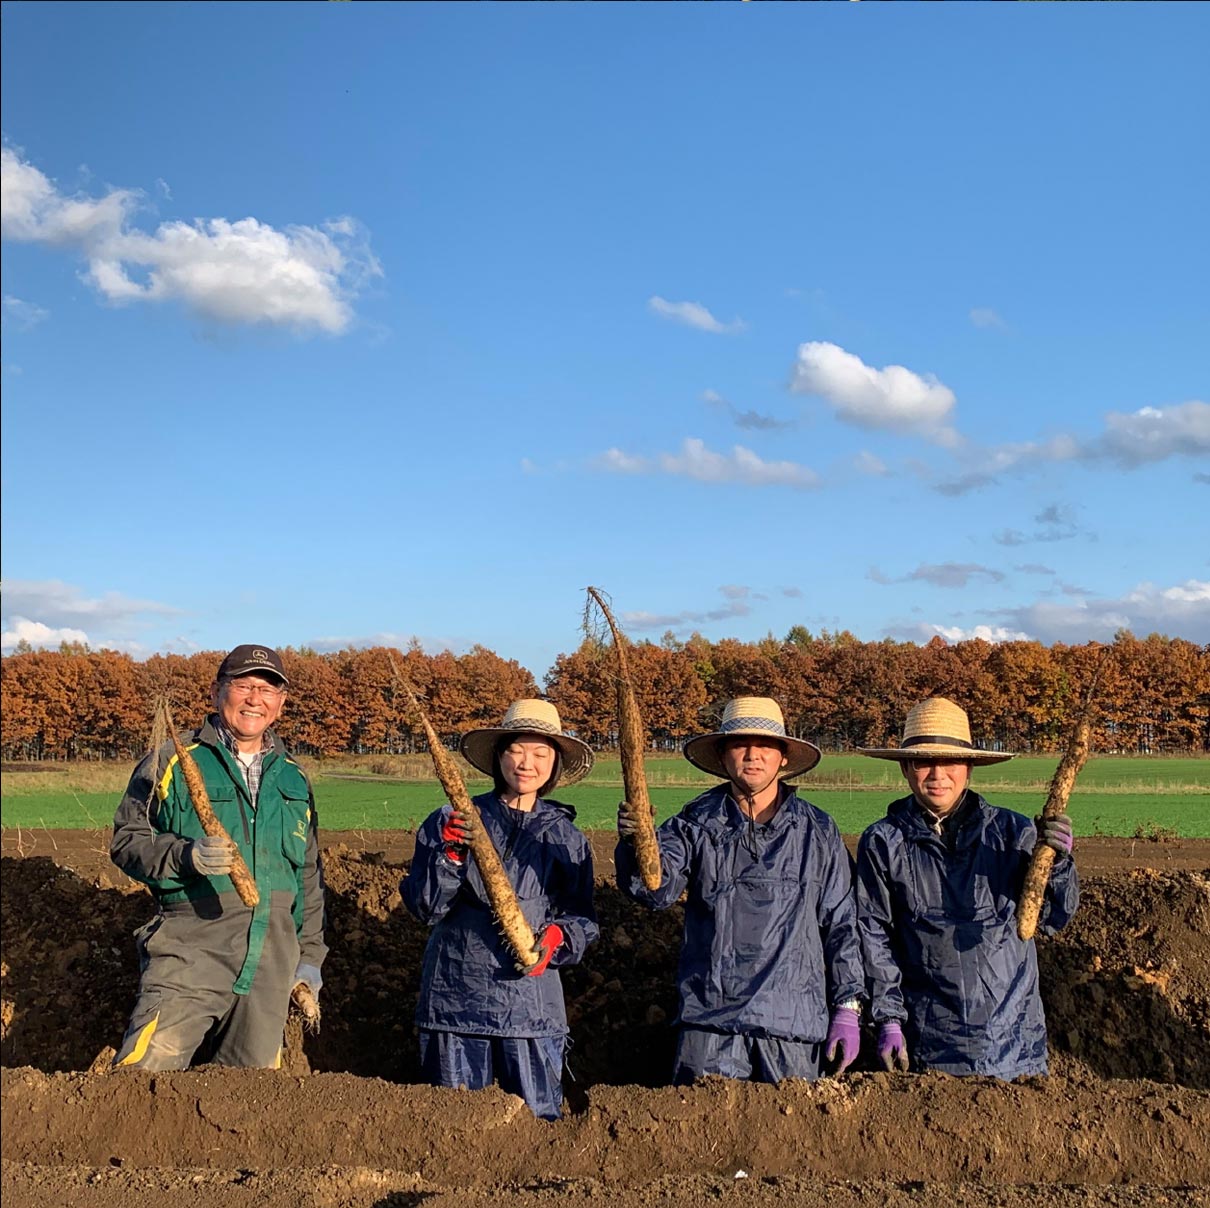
[523, 923, 564, 977]
[440, 803, 478, 864]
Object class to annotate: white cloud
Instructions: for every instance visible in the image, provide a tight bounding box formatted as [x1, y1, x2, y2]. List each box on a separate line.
[1093, 402, 1210, 469]
[648, 295, 745, 334]
[1, 146, 131, 245]
[889, 580, 1210, 647]
[936, 401, 1210, 493]
[306, 631, 460, 655]
[892, 622, 1032, 644]
[969, 307, 1007, 330]
[623, 586, 754, 633]
[596, 438, 818, 489]
[595, 447, 649, 474]
[1, 617, 92, 651]
[870, 562, 1006, 589]
[2, 295, 49, 329]
[0, 579, 183, 653]
[661, 438, 816, 488]
[853, 450, 889, 477]
[987, 579, 1209, 645]
[790, 341, 959, 445]
[2, 579, 180, 627]
[661, 438, 818, 488]
[1, 146, 380, 334]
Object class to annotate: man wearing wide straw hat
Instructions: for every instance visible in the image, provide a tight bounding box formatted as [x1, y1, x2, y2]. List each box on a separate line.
[616, 697, 864, 1085]
[855, 697, 1078, 1079]
[402, 699, 598, 1120]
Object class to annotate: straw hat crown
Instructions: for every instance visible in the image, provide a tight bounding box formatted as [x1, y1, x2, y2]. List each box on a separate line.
[683, 696, 822, 780]
[859, 696, 1014, 766]
[460, 698, 594, 787]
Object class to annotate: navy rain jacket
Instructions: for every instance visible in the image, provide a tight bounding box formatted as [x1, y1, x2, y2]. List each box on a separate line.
[616, 783, 863, 1043]
[402, 791, 597, 1038]
[856, 791, 1079, 1079]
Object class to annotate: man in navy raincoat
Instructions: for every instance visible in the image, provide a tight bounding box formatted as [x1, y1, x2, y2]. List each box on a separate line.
[616, 697, 864, 1085]
[402, 699, 598, 1120]
[856, 697, 1078, 1079]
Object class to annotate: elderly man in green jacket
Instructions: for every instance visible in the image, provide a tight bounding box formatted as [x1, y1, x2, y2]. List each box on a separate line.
[110, 645, 326, 1070]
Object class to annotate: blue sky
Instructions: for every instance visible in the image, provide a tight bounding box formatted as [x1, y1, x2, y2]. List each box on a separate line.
[2, 1, 1207, 683]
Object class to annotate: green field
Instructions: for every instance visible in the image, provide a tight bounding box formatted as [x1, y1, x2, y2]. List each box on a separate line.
[3, 752, 1207, 837]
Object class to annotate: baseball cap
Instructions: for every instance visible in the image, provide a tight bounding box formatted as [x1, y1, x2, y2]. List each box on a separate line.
[216, 645, 289, 686]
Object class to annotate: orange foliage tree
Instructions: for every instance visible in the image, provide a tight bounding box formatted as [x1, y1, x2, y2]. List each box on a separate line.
[2, 630, 1207, 760]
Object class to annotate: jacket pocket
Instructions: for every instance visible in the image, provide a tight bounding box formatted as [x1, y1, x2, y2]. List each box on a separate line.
[279, 791, 311, 869]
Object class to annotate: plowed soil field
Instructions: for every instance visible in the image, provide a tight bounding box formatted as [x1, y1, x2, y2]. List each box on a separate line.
[2, 829, 1208, 1208]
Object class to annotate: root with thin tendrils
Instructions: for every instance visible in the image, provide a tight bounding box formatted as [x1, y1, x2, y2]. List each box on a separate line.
[156, 697, 260, 909]
[387, 657, 538, 968]
[290, 981, 321, 1033]
[585, 587, 662, 890]
[1016, 652, 1107, 941]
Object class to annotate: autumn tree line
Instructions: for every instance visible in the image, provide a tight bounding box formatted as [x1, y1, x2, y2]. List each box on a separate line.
[1, 629, 1207, 763]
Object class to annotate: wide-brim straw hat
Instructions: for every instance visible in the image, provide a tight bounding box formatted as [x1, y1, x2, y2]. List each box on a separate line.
[683, 696, 822, 780]
[460, 699, 594, 787]
[859, 696, 1014, 766]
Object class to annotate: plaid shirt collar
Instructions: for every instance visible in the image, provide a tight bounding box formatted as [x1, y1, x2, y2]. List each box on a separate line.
[213, 718, 273, 805]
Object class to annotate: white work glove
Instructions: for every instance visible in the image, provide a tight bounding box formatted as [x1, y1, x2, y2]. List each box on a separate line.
[184, 834, 236, 877]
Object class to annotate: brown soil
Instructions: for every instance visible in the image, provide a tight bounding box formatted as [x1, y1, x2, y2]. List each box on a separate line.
[2, 829, 1208, 1207]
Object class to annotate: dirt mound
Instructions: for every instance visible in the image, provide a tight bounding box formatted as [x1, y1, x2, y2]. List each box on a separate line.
[4, 1065, 1210, 1185]
[2, 832, 1208, 1204]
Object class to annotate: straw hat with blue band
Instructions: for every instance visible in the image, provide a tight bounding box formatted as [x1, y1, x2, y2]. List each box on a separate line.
[460, 698, 595, 787]
[683, 697, 822, 780]
[859, 696, 1014, 766]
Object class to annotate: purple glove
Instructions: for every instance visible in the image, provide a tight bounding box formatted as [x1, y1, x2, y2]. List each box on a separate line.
[877, 1021, 909, 1072]
[1035, 813, 1073, 857]
[824, 1006, 861, 1074]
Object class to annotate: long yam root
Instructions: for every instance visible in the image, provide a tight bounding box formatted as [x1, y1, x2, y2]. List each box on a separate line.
[391, 663, 538, 968]
[587, 587, 662, 891]
[163, 702, 259, 909]
[1016, 716, 1092, 941]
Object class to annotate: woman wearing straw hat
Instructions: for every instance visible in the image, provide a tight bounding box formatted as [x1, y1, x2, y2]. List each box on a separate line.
[855, 697, 1078, 1079]
[616, 697, 865, 1085]
[401, 699, 598, 1120]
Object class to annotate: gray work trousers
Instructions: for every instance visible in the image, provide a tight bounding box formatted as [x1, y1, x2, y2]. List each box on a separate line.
[112, 892, 301, 1070]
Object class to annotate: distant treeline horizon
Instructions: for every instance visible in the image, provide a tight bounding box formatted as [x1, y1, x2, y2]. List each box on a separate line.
[2, 627, 1206, 761]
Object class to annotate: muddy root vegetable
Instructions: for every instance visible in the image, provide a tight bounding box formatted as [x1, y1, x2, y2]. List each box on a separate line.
[390, 662, 538, 968]
[1016, 657, 1105, 941]
[161, 700, 259, 909]
[586, 587, 661, 890]
[290, 982, 321, 1034]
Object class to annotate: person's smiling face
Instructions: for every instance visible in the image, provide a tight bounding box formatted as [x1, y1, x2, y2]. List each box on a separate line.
[212, 675, 286, 751]
[498, 737, 557, 798]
